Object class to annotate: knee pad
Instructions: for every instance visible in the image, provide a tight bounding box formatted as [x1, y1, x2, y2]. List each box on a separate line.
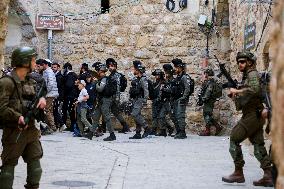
[0, 165, 15, 189]
[27, 161, 42, 186]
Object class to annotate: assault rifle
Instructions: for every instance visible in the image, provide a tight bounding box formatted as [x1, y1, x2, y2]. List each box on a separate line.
[197, 81, 208, 106]
[260, 71, 272, 133]
[16, 83, 46, 142]
[214, 55, 238, 89]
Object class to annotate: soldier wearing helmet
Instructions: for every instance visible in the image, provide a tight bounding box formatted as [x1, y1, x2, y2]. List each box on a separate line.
[128, 60, 151, 139]
[222, 51, 273, 187]
[170, 58, 194, 139]
[149, 69, 165, 136]
[198, 68, 223, 136]
[0, 47, 46, 189]
[106, 58, 130, 134]
[86, 63, 118, 141]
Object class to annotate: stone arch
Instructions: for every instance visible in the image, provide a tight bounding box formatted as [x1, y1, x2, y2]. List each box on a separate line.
[4, 0, 37, 67]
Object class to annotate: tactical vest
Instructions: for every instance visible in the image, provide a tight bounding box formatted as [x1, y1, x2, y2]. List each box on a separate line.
[172, 74, 185, 100]
[129, 78, 143, 98]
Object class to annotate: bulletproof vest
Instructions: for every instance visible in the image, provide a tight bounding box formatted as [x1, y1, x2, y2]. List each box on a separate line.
[160, 80, 172, 101]
[172, 74, 185, 100]
[129, 78, 143, 98]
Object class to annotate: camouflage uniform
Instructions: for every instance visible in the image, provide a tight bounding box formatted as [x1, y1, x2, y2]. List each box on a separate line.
[0, 66, 44, 188]
[109, 71, 129, 132]
[229, 68, 271, 170]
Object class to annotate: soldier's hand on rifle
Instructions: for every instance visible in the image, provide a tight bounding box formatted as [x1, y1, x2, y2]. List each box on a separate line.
[261, 108, 269, 119]
[18, 116, 28, 130]
[37, 97, 46, 109]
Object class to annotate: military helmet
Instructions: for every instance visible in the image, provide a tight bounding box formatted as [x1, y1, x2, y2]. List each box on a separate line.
[236, 51, 257, 64]
[171, 58, 186, 68]
[106, 58, 117, 68]
[96, 63, 108, 72]
[136, 64, 146, 73]
[163, 64, 174, 75]
[152, 69, 164, 77]
[204, 68, 214, 76]
[11, 47, 37, 67]
[133, 60, 142, 69]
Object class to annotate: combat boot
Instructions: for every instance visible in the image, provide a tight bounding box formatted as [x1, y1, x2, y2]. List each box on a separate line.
[118, 123, 130, 133]
[171, 129, 180, 137]
[174, 130, 187, 139]
[149, 128, 157, 135]
[85, 131, 94, 140]
[142, 127, 152, 138]
[156, 129, 167, 137]
[222, 167, 245, 183]
[129, 132, 142, 139]
[167, 127, 174, 136]
[253, 168, 274, 187]
[199, 127, 210, 136]
[215, 123, 223, 136]
[103, 132, 116, 141]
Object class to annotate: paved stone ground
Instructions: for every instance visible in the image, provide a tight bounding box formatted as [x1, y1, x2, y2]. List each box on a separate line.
[0, 131, 273, 189]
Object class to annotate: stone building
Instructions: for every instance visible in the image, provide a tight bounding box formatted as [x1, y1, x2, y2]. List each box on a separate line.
[0, 0, 283, 187]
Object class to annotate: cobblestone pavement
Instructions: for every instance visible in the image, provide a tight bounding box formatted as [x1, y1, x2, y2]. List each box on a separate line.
[0, 131, 272, 189]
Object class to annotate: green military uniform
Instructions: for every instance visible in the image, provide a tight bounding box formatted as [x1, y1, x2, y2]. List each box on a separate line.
[199, 69, 223, 136]
[222, 51, 273, 187]
[229, 68, 270, 169]
[0, 71, 43, 189]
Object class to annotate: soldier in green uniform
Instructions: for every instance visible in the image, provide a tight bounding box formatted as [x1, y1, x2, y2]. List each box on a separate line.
[171, 59, 194, 139]
[222, 52, 273, 187]
[199, 68, 223, 136]
[0, 47, 47, 189]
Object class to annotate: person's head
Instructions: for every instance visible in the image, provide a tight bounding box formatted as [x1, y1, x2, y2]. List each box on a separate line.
[152, 69, 164, 81]
[77, 80, 86, 90]
[81, 63, 89, 73]
[11, 46, 37, 73]
[172, 58, 186, 75]
[63, 62, 72, 71]
[163, 64, 174, 79]
[204, 68, 214, 80]
[106, 58, 117, 72]
[36, 59, 51, 72]
[236, 51, 257, 72]
[51, 62, 60, 73]
[86, 73, 93, 83]
[133, 60, 145, 76]
[95, 64, 108, 78]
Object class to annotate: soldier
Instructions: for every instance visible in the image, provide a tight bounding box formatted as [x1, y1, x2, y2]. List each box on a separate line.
[156, 64, 176, 137]
[0, 47, 46, 189]
[106, 58, 130, 133]
[150, 69, 165, 135]
[199, 68, 223, 136]
[171, 59, 194, 139]
[87, 64, 117, 141]
[222, 52, 273, 187]
[129, 61, 151, 139]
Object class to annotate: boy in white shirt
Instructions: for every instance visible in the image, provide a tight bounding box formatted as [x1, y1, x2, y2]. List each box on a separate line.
[75, 80, 92, 136]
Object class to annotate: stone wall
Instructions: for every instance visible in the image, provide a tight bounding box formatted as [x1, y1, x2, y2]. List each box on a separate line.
[271, 0, 284, 188]
[0, 0, 10, 70]
[229, 0, 274, 73]
[2, 0, 235, 132]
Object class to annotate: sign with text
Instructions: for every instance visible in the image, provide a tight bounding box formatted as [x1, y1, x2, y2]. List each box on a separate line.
[36, 14, 65, 30]
[244, 22, 256, 51]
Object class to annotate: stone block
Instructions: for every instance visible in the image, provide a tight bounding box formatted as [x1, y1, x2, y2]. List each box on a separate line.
[149, 35, 164, 46]
[136, 36, 149, 48]
[133, 48, 153, 59]
[187, 111, 203, 123]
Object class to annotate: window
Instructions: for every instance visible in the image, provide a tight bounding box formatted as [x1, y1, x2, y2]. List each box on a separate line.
[101, 0, 110, 14]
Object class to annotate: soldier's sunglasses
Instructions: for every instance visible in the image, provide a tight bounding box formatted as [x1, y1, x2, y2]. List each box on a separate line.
[237, 60, 247, 64]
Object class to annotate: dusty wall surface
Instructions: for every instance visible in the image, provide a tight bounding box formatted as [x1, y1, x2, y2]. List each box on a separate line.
[0, 0, 10, 70]
[270, 0, 284, 188]
[2, 0, 234, 132]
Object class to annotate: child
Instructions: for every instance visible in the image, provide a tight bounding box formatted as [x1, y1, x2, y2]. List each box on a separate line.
[75, 80, 92, 136]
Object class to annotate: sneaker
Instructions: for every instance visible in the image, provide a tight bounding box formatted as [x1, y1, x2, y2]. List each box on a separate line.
[59, 124, 67, 132]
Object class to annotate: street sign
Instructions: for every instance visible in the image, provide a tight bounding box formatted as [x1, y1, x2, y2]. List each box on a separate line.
[244, 22, 256, 51]
[35, 14, 65, 30]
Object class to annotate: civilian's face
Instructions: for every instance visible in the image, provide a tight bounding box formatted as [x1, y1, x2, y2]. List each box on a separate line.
[108, 64, 116, 72]
[52, 65, 59, 73]
[37, 64, 44, 72]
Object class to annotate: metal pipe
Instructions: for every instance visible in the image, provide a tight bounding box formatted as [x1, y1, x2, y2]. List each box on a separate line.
[48, 30, 53, 60]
